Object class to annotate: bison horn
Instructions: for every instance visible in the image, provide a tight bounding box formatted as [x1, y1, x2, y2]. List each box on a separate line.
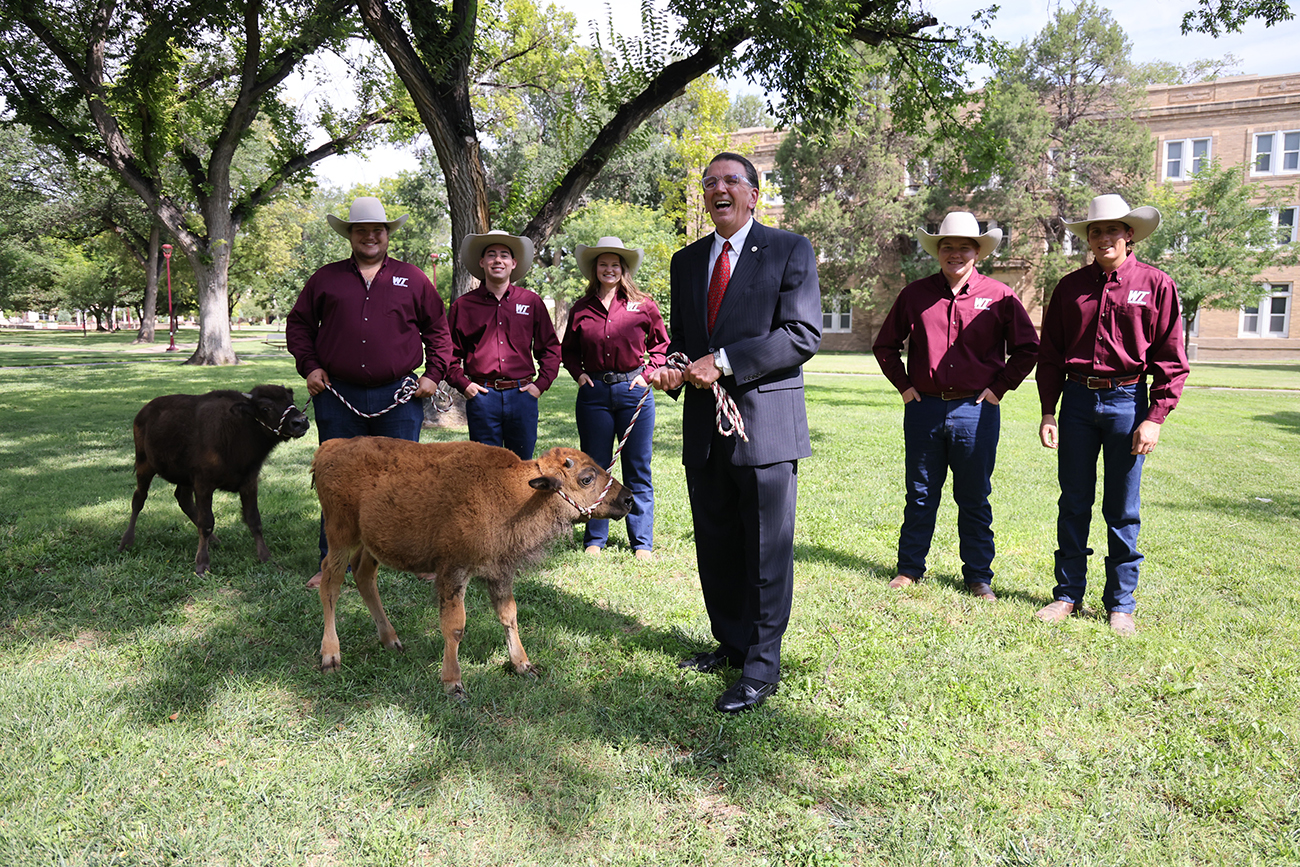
[563, 458, 574, 468]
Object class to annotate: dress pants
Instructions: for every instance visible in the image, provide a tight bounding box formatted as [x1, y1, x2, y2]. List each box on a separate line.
[684, 432, 797, 684]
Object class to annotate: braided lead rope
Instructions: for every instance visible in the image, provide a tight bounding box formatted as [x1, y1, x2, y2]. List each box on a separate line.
[665, 350, 747, 442]
[255, 404, 300, 438]
[585, 379, 653, 513]
[324, 376, 419, 419]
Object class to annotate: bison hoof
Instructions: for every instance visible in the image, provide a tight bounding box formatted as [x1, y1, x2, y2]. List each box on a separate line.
[321, 654, 342, 673]
[510, 662, 541, 680]
[385, 638, 405, 654]
[444, 682, 467, 702]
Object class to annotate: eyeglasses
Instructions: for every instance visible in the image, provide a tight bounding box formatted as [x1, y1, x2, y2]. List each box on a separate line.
[701, 173, 753, 191]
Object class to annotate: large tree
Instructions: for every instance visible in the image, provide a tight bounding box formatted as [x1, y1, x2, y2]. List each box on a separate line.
[356, 0, 996, 299]
[0, 0, 398, 363]
[776, 90, 927, 333]
[959, 0, 1154, 304]
[1144, 162, 1300, 346]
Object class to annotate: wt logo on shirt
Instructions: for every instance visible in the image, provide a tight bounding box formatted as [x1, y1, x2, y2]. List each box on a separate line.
[972, 298, 991, 310]
[391, 277, 409, 287]
[1127, 291, 1150, 305]
[626, 302, 642, 312]
[515, 304, 530, 315]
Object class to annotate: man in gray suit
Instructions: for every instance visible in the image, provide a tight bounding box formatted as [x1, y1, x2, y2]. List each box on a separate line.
[649, 152, 822, 713]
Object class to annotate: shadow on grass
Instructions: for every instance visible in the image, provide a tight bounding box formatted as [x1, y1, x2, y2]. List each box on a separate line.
[1253, 411, 1300, 436]
[3, 503, 855, 837]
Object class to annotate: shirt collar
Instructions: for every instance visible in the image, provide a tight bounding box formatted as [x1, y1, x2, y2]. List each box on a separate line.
[713, 217, 754, 257]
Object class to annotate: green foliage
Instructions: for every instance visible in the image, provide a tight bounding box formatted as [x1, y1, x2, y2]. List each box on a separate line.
[776, 93, 925, 325]
[658, 76, 739, 240]
[1144, 161, 1300, 343]
[1181, 0, 1296, 35]
[530, 198, 679, 312]
[961, 0, 1155, 304]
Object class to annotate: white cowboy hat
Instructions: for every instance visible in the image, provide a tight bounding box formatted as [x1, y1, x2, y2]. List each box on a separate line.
[459, 230, 534, 283]
[1064, 194, 1162, 243]
[918, 212, 1003, 261]
[326, 196, 409, 238]
[574, 237, 644, 281]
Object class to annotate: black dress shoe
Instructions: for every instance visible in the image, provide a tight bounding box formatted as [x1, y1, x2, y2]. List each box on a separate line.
[679, 650, 730, 673]
[714, 678, 779, 713]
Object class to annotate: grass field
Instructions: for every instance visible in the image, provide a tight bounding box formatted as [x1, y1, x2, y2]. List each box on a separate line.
[1, 331, 1297, 865]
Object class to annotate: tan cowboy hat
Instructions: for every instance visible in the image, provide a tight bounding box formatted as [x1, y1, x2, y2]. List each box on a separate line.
[918, 212, 1003, 260]
[1064, 194, 1162, 243]
[574, 236, 644, 280]
[459, 230, 534, 282]
[326, 196, 409, 238]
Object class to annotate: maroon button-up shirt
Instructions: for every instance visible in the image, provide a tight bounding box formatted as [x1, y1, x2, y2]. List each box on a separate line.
[873, 271, 1040, 399]
[285, 257, 451, 388]
[446, 284, 561, 392]
[1037, 255, 1189, 423]
[561, 293, 669, 381]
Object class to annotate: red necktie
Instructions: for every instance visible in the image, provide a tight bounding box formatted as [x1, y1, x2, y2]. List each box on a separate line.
[706, 240, 731, 333]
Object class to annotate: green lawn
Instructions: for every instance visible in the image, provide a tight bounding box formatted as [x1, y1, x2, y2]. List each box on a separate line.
[0, 334, 1298, 865]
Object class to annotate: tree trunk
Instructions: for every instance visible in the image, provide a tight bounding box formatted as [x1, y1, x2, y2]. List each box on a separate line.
[133, 223, 160, 343]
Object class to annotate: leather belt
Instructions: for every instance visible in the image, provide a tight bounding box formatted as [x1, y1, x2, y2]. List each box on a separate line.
[921, 389, 977, 400]
[479, 376, 534, 390]
[596, 370, 638, 383]
[1067, 372, 1141, 390]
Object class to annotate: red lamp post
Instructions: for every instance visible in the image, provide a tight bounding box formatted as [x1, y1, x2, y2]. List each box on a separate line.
[162, 243, 176, 352]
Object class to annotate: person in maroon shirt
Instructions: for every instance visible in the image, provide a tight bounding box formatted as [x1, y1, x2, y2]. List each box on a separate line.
[562, 236, 669, 561]
[286, 196, 452, 586]
[448, 230, 561, 460]
[873, 212, 1039, 602]
[1035, 195, 1189, 636]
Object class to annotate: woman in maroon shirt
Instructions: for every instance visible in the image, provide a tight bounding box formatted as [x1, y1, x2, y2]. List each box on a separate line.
[562, 237, 668, 560]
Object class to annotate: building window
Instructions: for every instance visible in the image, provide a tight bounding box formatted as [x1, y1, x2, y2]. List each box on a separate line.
[822, 297, 852, 333]
[904, 160, 932, 196]
[1239, 283, 1292, 337]
[1164, 138, 1210, 180]
[760, 170, 783, 205]
[1272, 206, 1298, 245]
[1254, 131, 1300, 175]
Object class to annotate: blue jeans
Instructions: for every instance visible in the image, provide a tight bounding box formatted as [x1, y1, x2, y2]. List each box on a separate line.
[311, 376, 425, 561]
[464, 386, 539, 461]
[897, 394, 1000, 586]
[575, 378, 655, 550]
[1053, 379, 1147, 613]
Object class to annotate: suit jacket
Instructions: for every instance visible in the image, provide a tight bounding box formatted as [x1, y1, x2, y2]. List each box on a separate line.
[668, 220, 822, 468]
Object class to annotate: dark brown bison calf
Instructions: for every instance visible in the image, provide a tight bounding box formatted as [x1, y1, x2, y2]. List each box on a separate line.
[119, 385, 310, 573]
[311, 438, 632, 698]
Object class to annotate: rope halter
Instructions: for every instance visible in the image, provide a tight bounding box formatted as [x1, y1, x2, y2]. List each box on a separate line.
[244, 395, 301, 439]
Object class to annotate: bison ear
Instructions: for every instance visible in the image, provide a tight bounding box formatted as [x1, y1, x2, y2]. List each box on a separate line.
[529, 475, 562, 492]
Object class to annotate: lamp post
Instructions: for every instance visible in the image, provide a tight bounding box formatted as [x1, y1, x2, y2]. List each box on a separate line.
[162, 243, 176, 352]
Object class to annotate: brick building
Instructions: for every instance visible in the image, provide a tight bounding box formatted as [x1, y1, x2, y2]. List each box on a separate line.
[733, 72, 1300, 358]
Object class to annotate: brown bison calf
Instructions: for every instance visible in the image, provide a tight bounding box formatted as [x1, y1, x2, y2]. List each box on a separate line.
[119, 385, 310, 573]
[311, 438, 632, 698]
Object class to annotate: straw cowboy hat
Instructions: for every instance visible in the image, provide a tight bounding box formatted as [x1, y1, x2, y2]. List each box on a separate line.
[574, 236, 644, 281]
[459, 230, 534, 283]
[326, 196, 409, 238]
[1064, 194, 1162, 243]
[917, 212, 1003, 260]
